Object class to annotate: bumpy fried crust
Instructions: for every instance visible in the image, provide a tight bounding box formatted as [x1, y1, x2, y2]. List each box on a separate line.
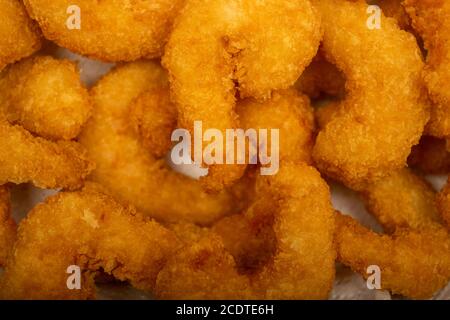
[0, 121, 94, 190]
[129, 89, 177, 159]
[404, 0, 450, 138]
[437, 180, 450, 230]
[23, 0, 184, 62]
[237, 89, 315, 165]
[408, 136, 450, 174]
[163, 0, 321, 192]
[312, 0, 429, 190]
[335, 213, 450, 299]
[295, 53, 346, 99]
[0, 184, 180, 299]
[155, 164, 336, 299]
[0, 0, 41, 71]
[0, 56, 92, 140]
[0, 186, 16, 267]
[79, 61, 238, 225]
[361, 168, 443, 233]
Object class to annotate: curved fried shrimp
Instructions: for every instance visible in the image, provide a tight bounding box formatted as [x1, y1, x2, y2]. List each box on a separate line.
[437, 179, 450, 230]
[163, 0, 322, 192]
[335, 212, 450, 299]
[0, 56, 92, 140]
[404, 0, 450, 138]
[129, 89, 177, 159]
[0, 122, 93, 190]
[312, 0, 429, 190]
[361, 168, 443, 233]
[155, 164, 336, 299]
[237, 89, 315, 165]
[0, 186, 15, 267]
[408, 136, 450, 174]
[296, 53, 346, 99]
[0, 184, 179, 299]
[23, 0, 184, 62]
[0, 0, 41, 71]
[79, 61, 238, 225]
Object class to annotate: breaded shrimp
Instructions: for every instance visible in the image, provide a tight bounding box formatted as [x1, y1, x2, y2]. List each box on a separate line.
[155, 164, 336, 299]
[0, 184, 180, 299]
[312, 0, 429, 190]
[79, 61, 239, 225]
[335, 212, 450, 299]
[0, 121, 94, 190]
[0, 0, 41, 71]
[0, 185, 15, 266]
[361, 168, 443, 233]
[404, 0, 450, 138]
[163, 0, 322, 192]
[23, 0, 185, 62]
[0, 56, 92, 140]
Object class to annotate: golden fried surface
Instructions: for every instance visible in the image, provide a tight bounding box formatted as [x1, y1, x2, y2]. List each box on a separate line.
[361, 168, 443, 233]
[335, 213, 450, 299]
[23, 0, 184, 61]
[0, 56, 92, 140]
[0, 0, 41, 71]
[437, 179, 450, 230]
[79, 61, 238, 225]
[0, 121, 93, 190]
[0, 184, 179, 299]
[163, 0, 321, 192]
[129, 89, 177, 159]
[405, 0, 450, 138]
[155, 164, 336, 299]
[0, 186, 16, 267]
[312, 0, 429, 189]
[237, 89, 315, 165]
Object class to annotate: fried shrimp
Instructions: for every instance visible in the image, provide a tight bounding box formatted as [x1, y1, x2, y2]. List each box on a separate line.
[129, 89, 177, 159]
[0, 56, 92, 140]
[23, 0, 185, 62]
[79, 61, 238, 225]
[0, 0, 41, 71]
[335, 213, 450, 299]
[0, 184, 180, 299]
[0, 121, 93, 190]
[312, 0, 429, 190]
[0, 185, 15, 266]
[163, 0, 322, 192]
[437, 179, 450, 230]
[361, 168, 443, 233]
[155, 164, 336, 299]
[404, 0, 450, 138]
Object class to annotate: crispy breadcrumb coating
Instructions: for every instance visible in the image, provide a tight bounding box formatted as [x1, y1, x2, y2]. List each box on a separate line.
[335, 212, 450, 299]
[0, 56, 92, 140]
[0, 121, 94, 190]
[163, 0, 322, 192]
[404, 0, 450, 138]
[361, 168, 443, 233]
[79, 61, 238, 225]
[312, 0, 429, 189]
[155, 164, 336, 299]
[437, 179, 450, 230]
[23, 0, 184, 62]
[0, 0, 41, 71]
[0, 184, 180, 299]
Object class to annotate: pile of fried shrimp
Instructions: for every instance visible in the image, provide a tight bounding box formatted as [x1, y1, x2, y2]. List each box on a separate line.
[0, 0, 449, 300]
